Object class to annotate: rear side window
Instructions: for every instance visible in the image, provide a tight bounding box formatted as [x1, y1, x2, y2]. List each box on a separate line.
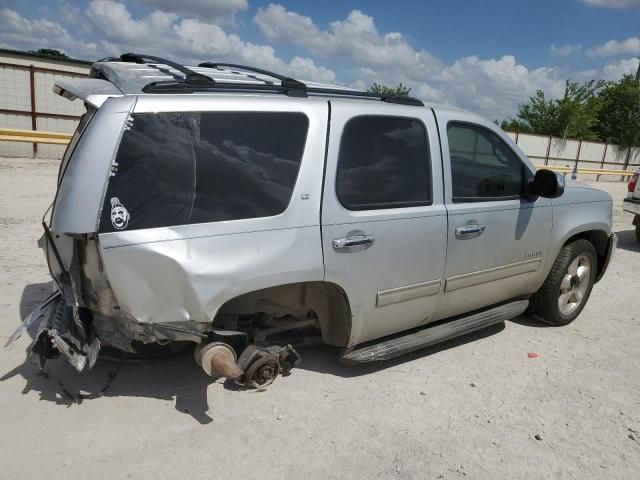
[336, 116, 431, 210]
[447, 122, 524, 202]
[99, 112, 308, 232]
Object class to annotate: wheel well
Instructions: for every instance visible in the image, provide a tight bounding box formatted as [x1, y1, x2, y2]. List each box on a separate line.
[214, 281, 352, 347]
[563, 230, 609, 279]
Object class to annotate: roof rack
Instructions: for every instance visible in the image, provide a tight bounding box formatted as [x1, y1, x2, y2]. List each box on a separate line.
[199, 62, 307, 91]
[101, 53, 424, 106]
[117, 53, 215, 86]
[196, 62, 423, 105]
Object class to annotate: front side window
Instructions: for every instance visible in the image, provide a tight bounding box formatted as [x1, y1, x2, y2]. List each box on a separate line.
[336, 116, 431, 210]
[447, 122, 525, 202]
[99, 111, 308, 232]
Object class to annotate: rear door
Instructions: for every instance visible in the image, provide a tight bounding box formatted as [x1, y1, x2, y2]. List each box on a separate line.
[433, 111, 553, 320]
[321, 103, 447, 346]
[95, 96, 329, 325]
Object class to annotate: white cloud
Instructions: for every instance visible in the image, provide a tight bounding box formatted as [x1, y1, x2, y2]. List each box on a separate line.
[580, 0, 640, 8]
[0, 7, 97, 57]
[254, 4, 569, 118]
[83, 1, 336, 82]
[1, 1, 635, 121]
[587, 36, 640, 57]
[254, 4, 442, 76]
[601, 57, 640, 78]
[438, 56, 566, 117]
[141, 0, 248, 23]
[551, 43, 582, 56]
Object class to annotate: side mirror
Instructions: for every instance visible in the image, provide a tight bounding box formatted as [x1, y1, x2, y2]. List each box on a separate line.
[528, 169, 565, 199]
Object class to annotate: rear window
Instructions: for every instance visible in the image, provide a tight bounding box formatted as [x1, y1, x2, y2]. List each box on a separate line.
[99, 111, 309, 232]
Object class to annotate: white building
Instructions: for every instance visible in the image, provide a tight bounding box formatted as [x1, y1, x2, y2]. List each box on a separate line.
[0, 48, 91, 158]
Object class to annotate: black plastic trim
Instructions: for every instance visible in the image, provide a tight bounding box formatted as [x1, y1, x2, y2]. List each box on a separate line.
[141, 79, 423, 105]
[595, 233, 616, 283]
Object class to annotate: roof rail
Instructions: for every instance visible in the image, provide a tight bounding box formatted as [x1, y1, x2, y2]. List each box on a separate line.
[118, 53, 215, 86]
[142, 80, 424, 105]
[199, 62, 307, 91]
[108, 53, 424, 106]
[197, 63, 423, 105]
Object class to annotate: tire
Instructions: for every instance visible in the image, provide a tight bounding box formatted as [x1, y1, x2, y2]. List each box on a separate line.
[530, 239, 597, 326]
[635, 224, 640, 243]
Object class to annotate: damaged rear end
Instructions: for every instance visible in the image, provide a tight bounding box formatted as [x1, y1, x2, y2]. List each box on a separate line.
[8, 84, 136, 371]
[8, 77, 333, 388]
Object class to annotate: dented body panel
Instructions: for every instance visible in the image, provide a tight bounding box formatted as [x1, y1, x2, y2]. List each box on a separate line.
[96, 96, 329, 328]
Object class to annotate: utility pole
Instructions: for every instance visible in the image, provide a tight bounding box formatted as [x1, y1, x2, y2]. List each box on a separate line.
[636, 57, 640, 81]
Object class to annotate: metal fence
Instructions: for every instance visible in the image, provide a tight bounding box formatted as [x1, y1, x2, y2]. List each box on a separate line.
[505, 131, 640, 181]
[0, 50, 90, 158]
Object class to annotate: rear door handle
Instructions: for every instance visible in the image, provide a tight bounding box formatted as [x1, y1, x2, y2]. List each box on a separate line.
[333, 233, 375, 252]
[455, 224, 486, 239]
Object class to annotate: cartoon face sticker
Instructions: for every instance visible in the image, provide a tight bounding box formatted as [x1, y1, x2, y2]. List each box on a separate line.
[110, 197, 130, 230]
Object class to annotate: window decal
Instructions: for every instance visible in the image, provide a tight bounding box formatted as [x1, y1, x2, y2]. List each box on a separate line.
[110, 197, 130, 230]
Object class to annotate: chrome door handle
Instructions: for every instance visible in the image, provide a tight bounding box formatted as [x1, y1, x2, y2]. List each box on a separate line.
[333, 233, 375, 252]
[455, 224, 486, 239]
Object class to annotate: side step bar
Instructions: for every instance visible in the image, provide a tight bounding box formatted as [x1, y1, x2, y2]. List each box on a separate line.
[340, 300, 529, 365]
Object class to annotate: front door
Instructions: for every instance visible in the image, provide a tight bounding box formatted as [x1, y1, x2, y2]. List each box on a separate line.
[321, 104, 447, 346]
[434, 115, 552, 320]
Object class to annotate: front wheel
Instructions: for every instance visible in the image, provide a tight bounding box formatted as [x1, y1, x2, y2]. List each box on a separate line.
[530, 239, 597, 326]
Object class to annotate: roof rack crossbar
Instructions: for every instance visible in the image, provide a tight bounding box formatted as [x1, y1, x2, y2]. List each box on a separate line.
[198, 62, 307, 91]
[118, 53, 215, 86]
[141, 80, 424, 106]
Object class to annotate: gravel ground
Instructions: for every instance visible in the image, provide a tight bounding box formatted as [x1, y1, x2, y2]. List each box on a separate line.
[0, 157, 639, 480]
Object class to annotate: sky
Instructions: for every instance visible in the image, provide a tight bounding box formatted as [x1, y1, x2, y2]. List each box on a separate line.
[0, 0, 639, 120]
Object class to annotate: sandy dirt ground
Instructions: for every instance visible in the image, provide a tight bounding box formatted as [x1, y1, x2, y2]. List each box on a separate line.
[0, 156, 639, 480]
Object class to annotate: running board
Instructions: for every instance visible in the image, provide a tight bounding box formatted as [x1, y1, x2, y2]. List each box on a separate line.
[340, 300, 529, 365]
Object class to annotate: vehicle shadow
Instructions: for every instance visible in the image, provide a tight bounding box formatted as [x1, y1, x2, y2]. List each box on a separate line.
[19, 281, 55, 319]
[2, 283, 510, 424]
[3, 282, 219, 425]
[1, 346, 223, 425]
[296, 322, 506, 378]
[509, 314, 552, 328]
[615, 229, 640, 253]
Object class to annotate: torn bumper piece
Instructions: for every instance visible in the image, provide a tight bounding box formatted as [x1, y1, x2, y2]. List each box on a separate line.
[8, 291, 302, 387]
[6, 291, 100, 371]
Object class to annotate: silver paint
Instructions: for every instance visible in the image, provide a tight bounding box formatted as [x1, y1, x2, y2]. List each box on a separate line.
[43, 68, 616, 355]
[98, 96, 329, 328]
[376, 279, 442, 308]
[558, 253, 592, 316]
[53, 78, 123, 108]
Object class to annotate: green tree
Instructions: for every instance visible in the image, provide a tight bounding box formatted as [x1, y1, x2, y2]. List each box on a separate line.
[500, 118, 532, 133]
[368, 82, 412, 96]
[594, 75, 640, 148]
[501, 80, 606, 139]
[30, 48, 69, 58]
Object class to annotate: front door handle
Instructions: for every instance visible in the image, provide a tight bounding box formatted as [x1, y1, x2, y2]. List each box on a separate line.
[333, 233, 375, 252]
[455, 224, 486, 239]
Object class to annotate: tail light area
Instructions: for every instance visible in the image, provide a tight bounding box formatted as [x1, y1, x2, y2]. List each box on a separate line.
[628, 172, 639, 195]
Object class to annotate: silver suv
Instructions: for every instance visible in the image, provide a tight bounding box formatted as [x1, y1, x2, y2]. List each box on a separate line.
[9, 54, 617, 388]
